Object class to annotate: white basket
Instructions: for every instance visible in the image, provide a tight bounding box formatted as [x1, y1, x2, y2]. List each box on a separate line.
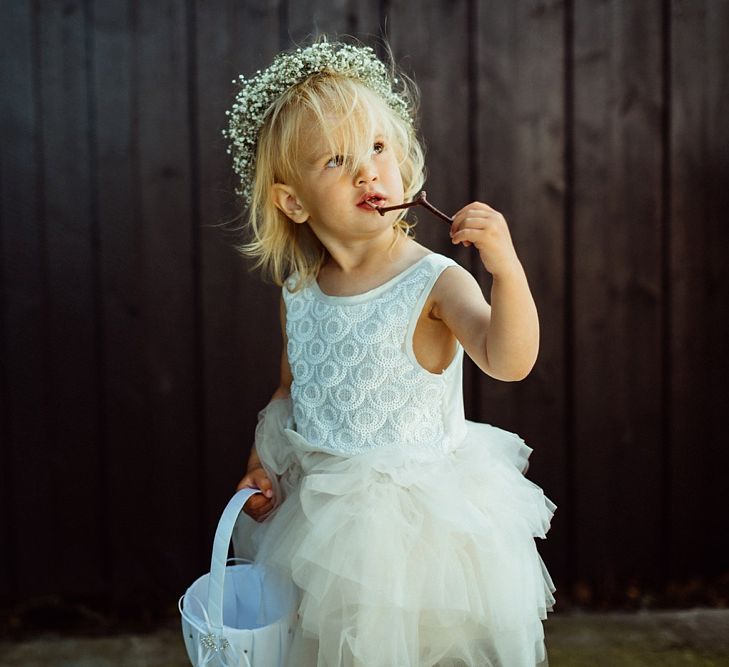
[179, 488, 298, 667]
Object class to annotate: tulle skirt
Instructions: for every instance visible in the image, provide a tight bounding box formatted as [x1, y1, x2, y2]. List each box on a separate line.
[233, 398, 556, 667]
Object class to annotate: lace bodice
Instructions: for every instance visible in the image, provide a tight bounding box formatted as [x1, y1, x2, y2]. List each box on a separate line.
[283, 253, 467, 456]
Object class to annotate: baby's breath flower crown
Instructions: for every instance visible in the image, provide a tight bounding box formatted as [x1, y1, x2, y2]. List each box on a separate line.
[222, 39, 414, 205]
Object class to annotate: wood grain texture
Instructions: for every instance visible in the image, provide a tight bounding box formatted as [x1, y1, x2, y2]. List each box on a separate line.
[573, 0, 664, 597]
[37, 0, 105, 596]
[92, 0, 158, 612]
[0, 0, 50, 601]
[287, 0, 357, 43]
[134, 0, 199, 603]
[669, 0, 729, 579]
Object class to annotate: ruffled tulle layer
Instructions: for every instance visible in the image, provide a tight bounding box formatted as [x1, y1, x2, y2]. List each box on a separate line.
[233, 399, 556, 667]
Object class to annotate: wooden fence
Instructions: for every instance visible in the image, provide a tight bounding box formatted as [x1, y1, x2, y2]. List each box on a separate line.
[1, 0, 727, 620]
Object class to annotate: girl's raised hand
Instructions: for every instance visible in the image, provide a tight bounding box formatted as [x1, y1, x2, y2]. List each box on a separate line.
[236, 466, 275, 522]
[449, 202, 520, 276]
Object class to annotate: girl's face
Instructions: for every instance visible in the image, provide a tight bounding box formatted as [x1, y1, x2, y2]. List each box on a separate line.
[290, 120, 406, 246]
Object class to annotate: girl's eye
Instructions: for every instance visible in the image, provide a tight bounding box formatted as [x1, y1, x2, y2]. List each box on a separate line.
[325, 155, 344, 169]
[324, 142, 384, 169]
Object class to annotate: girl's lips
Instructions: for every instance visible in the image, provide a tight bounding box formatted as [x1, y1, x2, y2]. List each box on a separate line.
[357, 192, 386, 207]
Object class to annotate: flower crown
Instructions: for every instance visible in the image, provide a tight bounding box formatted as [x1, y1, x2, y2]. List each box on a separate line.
[222, 39, 414, 206]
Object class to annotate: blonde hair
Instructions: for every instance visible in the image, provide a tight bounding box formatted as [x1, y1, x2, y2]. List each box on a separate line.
[237, 44, 426, 289]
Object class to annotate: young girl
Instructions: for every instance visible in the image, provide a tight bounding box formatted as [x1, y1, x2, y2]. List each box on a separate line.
[226, 37, 556, 667]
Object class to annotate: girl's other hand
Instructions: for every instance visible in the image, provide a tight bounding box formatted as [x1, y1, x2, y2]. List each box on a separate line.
[449, 201, 520, 277]
[236, 466, 275, 522]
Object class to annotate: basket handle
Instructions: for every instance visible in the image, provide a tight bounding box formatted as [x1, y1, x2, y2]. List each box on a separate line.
[207, 487, 263, 631]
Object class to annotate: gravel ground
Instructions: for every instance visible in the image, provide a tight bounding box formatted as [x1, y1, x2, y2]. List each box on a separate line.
[545, 608, 729, 666]
[0, 608, 727, 666]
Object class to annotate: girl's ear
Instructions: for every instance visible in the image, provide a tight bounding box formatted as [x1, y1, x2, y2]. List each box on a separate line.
[271, 183, 309, 224]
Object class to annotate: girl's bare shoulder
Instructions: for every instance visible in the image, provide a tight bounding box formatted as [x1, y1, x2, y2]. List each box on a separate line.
[428, 260, 488, 319]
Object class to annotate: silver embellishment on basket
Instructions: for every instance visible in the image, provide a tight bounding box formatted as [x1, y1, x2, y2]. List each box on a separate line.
[200, 632, 230, 652]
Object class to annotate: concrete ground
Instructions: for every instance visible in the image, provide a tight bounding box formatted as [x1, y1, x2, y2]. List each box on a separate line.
[0, 608, 727, 666]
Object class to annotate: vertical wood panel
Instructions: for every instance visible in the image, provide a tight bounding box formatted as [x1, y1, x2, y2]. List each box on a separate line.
[285, 0, 384, 49]
[573, 0, 664, 598]
[287, 0, 356, 42]
[196, 0, 283, 557]
[475, 0, 569, 585]
[93, 0, 156, 610]
[669, 0, 729, 579]
[38, 0, 105, 595]
[0, 0, 50, 600]
[135, 0, 199, 600]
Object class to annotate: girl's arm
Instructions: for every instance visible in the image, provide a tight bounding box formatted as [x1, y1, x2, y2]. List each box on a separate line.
[245, 294, 292, 473]
[432, 201, 539, 382]
[237, 295, 291, 521]
[270, 295, 293, 400]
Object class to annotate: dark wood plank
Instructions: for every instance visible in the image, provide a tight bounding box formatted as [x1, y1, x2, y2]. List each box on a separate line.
[92, 0, 160, 611]
[287, 0, 357, 44]
[669, 0, 729, 580]
[572, 0, 664, 599]
[37, 0, 105, 596]
[195, 0, 284, 558]
[132, 0, 199, 603]
[474, 0, 569, 587]
[0, 0, 51, 601]
[286, 0, 386, 50]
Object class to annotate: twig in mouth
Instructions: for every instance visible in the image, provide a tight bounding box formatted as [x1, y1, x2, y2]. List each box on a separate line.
[376, 191, 453, 226]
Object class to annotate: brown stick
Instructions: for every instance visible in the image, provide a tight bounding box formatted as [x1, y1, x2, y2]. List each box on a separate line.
[376, 190, 453, 225]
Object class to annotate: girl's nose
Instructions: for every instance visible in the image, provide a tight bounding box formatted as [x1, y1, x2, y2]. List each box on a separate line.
[355, 158, 378, 185]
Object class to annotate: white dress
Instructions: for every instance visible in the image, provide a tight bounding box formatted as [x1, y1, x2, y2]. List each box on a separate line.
[233, 252, 556, 667]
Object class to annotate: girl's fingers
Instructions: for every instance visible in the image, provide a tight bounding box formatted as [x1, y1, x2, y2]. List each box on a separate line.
[238, 478, 274, 501]
[452, 203, 496, 219]
[249, 469, 274, 498]
[236, 477, 252, 491]
[256, 476, 274, 498]
[238, 471, 276, 520]
[245, 494, 275, 521]
[452, 202, 496, 221]
[451, 227, 488, 245]
[249, 493, 270, 507]
[450, 214, 490, 236]
[250, 498, 273, 513]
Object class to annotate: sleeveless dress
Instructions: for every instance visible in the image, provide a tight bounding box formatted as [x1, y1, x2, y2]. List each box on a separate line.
[233, 252, 556, 667]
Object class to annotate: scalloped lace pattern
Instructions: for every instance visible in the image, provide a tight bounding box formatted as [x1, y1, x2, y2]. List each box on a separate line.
[284, 265, 451, 455]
